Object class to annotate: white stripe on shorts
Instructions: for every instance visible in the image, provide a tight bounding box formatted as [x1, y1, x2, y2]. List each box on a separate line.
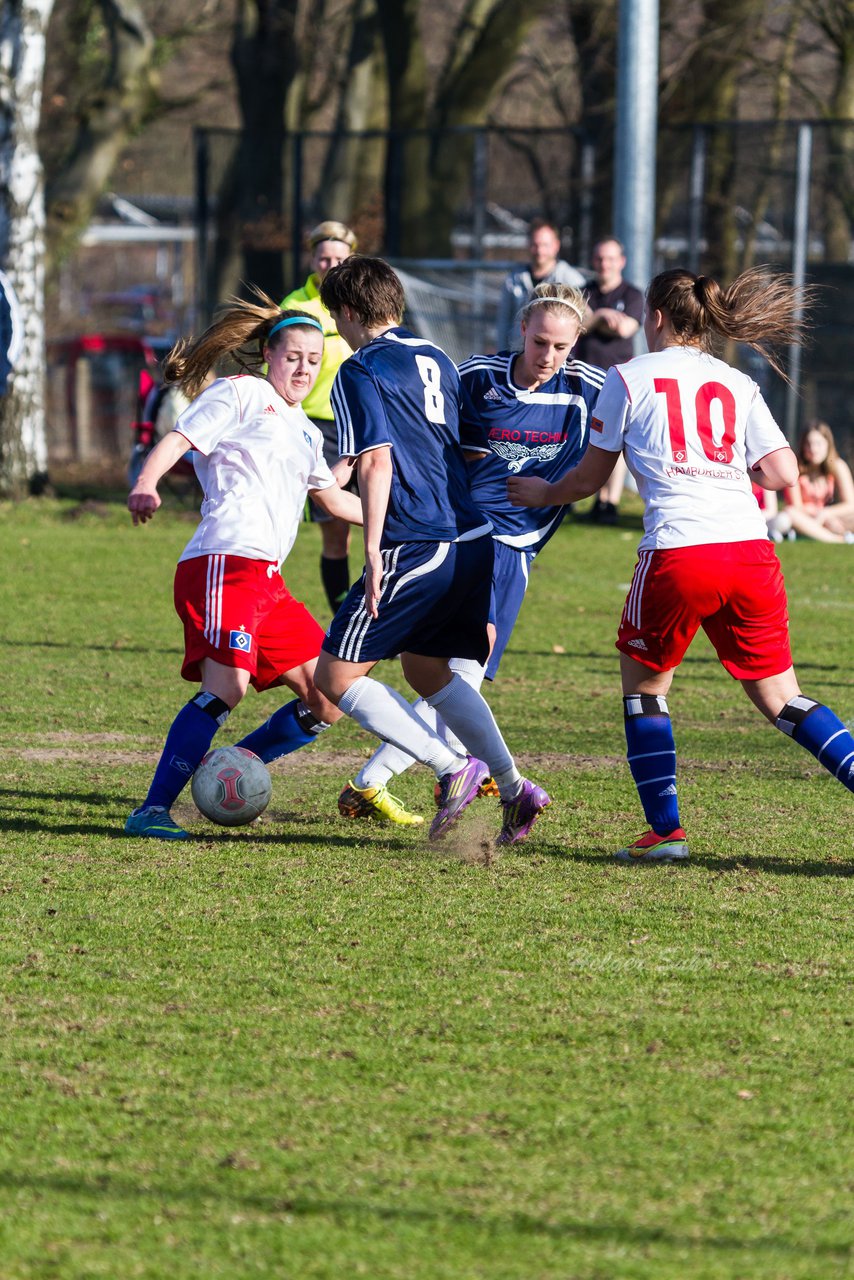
[626, 550, 653, 630]
[204, 554, 225, 648]
[387, 542, 450, 602]
[340, 546, 400, 663]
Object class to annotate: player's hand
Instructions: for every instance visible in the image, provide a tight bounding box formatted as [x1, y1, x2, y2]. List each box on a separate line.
[128, 486, 161, 525]
[364, 548, 384, 619]
[507, 476, 552, 508]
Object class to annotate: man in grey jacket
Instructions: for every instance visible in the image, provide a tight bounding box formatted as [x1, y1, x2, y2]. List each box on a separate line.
[495, 219, 586, 351]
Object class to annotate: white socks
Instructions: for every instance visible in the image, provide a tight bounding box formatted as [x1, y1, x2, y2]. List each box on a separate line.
[354, 658, 487, 789]
[426, 675, 521, 797]
[338, 676, 464, 779]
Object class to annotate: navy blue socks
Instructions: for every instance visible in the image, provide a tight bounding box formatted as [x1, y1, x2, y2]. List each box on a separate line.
[236, 700, 331, 763]
[623, 694, 681, 834]
[144, 692, 231, 810]
[776, 697, 854, 793]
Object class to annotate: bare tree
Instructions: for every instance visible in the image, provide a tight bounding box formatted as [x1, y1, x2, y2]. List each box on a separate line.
[377, 0, 539, 254]
[43, 0, 158, 264]
[0, 0, 55, 495]
[812, 0, 854, 259]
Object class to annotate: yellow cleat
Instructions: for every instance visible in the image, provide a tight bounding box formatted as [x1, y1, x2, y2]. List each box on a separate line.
[338, 780, 424, 826]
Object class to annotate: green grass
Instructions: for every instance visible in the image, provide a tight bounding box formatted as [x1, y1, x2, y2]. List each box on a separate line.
[0, 496, 851, 1279]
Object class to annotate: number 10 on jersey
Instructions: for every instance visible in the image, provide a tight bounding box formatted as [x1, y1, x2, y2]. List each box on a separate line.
[654, 378, 737, 465]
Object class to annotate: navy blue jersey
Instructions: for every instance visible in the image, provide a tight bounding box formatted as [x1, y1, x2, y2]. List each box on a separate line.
[331, 327, 490, 547]
[460, 351, 606, 551]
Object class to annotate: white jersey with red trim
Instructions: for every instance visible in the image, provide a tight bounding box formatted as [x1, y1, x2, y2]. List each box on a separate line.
[592, 346, 789, 550]
[175, 375, 335, 568]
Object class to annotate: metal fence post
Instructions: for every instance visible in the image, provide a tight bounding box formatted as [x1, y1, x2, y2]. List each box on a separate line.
[578, 135, 596, 268]
[785, 122, 813, 443]
[193, 127, 210, 328]
[291, 132, 303, 291]
[614, 0, 659, 289]
[471, 129, 488, 352]
[688, 125, 707, 275]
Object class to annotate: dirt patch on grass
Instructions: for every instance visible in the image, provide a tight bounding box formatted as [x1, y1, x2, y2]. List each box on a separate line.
[1, 738, 765, 777]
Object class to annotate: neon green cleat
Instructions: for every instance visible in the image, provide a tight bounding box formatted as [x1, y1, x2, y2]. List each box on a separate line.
[124, 806, 189, 840]
[338, 781, 424, 826]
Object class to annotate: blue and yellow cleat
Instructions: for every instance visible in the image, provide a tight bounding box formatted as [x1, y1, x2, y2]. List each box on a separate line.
[124, 806, 189, 840]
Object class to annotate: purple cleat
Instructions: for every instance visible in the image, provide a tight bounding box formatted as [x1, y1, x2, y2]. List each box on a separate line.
[429, 756, 490, 841]
[497, 779, 551, 846]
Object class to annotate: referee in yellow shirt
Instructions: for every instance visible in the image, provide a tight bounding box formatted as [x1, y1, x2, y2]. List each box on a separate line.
[282, 220, 358, 612]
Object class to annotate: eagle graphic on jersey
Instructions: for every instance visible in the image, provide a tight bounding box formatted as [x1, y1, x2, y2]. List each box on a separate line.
[489, 437, 568, 473]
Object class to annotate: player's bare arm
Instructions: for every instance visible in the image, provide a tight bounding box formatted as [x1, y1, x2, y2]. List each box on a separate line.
[128, 430, 194, 525]
[309, 483, 364, 525]
[508, 443, 621, 508]
[330, 455, 356, 485]
[751, 446, 799, 490]
[357, 445, 393, 618]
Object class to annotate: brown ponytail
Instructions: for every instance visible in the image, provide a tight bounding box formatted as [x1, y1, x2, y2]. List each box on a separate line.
[162, 291, 321, 398]
[646, 267, 814, 382]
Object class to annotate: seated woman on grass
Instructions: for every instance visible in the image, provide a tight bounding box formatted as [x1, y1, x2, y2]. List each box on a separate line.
[779, 420, 854, 545]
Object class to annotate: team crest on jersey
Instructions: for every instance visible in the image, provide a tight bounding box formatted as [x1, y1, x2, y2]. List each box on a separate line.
[229, 627, 253, 653]
[490, 438, 566, 473]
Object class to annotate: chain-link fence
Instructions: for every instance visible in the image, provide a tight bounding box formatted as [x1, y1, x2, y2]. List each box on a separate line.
[46, 118, 854, 463]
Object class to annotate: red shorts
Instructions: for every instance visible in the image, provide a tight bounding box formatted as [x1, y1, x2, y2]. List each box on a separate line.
[174, 554, 325, 691]
[616, 540, 792, 680]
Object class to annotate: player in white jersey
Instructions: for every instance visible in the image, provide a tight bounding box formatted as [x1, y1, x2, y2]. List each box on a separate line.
[124, 297, 362, 840]
[509, 267, 854, 861]
[337, 283, 604, 825]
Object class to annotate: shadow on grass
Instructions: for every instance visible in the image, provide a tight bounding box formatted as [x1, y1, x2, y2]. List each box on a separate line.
[508, 647, 849, 683]
[0, 1169, 846, 1261]
[4, 639, 182, 655]
[543, 843, 853, 877]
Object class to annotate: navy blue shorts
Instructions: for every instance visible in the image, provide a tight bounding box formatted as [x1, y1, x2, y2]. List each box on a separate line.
[486, 541, 534, 680]
[323, 537, 493, 665]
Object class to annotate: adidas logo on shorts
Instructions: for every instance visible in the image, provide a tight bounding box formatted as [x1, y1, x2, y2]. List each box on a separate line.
[627, 637, 648, 650]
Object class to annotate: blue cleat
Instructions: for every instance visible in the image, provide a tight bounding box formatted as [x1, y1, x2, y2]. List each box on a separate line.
[124, 806, 189, 840]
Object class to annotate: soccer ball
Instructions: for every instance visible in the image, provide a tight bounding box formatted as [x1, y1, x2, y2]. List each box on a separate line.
[191, 746, 272, 826]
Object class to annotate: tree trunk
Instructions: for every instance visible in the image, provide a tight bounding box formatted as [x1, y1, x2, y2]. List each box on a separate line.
[376, 0, 431, 255]
[44, 0, 157, 265]
[0, 0, 54, 495]
[318, 0, 387, 237]
[425, 0, 540, 251]
[820, 1, 854, 262]
[660, 0, 766, 280]
[230, 0, 300, 300]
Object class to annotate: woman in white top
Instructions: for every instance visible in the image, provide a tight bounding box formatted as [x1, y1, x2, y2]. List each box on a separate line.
[125, 297, 362, 840]
[509, 266, 854, 862]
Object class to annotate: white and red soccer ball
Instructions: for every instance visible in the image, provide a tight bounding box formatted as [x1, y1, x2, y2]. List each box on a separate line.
[191, 746, 272, 826]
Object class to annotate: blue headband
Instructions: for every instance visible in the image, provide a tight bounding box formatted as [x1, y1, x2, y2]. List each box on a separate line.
[267, 315, 324, 341]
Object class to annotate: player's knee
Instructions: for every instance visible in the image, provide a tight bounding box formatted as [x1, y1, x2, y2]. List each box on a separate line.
[303, 687, 343, 725]
[312, 654, 341, 704]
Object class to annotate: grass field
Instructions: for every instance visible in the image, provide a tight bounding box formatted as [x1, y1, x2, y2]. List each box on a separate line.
[0, 495, 851, 1279]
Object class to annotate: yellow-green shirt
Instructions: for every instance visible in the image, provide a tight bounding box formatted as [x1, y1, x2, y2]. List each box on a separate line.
[281, 274, 350, 422]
